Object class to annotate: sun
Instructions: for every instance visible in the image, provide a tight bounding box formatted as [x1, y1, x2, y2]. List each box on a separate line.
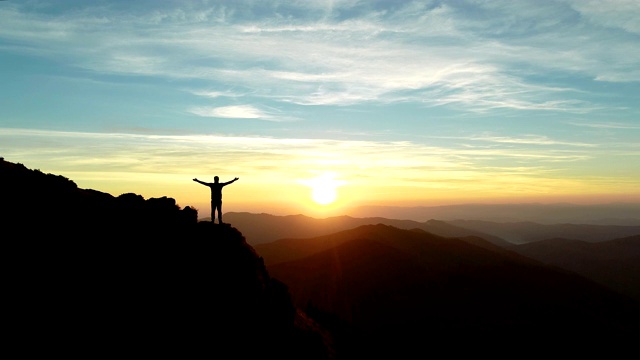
[311, 184, 337, 205]
[301, 172, 346, 206]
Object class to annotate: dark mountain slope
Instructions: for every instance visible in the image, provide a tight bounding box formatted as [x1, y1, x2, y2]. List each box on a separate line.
[265, 224, 640, 355]
[422, 219, 510, 247]
[512, 235, 640, 302]
[2, 159, 333, 359]
[13, 224, 334, 357]
[256, 224, 523, 268]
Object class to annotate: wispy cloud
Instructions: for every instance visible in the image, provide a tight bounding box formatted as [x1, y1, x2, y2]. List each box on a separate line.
[568, 121, 640, 129]
[2, 0, 635, 113]
[3, 127, 638, 203]
[463, 134, 598, 147]
[189, 90, 244, 99]
[568, 0, 640, 35]
[0, 127, 601, 180]
[189, 105, 277, 120]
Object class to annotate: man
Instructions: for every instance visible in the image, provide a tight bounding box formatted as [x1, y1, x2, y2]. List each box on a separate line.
[193, 176, 239, 224]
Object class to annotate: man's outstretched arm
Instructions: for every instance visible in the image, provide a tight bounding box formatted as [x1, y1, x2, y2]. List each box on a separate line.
[221, 177, 239, 185]
[193, 178, 210, 186]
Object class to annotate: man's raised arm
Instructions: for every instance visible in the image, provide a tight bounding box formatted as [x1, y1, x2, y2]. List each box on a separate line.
[193, 178, 208, 185]
[222, 177, 239, 185]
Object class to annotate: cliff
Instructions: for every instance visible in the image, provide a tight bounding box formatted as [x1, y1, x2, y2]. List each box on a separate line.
[1, 158, 333, 358]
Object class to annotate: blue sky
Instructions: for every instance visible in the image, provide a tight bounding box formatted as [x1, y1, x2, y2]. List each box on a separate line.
[1, 0, 639, 217]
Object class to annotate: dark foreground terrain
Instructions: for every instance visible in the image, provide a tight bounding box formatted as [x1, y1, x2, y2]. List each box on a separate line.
[2, 159, 333, 358]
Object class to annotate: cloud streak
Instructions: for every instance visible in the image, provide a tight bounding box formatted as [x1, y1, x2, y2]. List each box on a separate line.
[0, 127, 615, 186]
[2, 0, 636, 113]
[189, 105, 279, 120]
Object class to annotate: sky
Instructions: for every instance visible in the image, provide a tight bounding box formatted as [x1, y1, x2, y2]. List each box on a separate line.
[1, 0, 639, 218]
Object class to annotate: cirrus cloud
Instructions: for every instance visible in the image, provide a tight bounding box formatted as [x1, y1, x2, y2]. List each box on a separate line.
[189, 105, 280, 121]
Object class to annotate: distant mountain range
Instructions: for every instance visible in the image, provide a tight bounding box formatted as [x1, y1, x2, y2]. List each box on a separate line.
[347, 202, 640, 225]
[243, 211, 640, 304]
[511, 235, 640, 302]
[446, 219, 640, 244]
[260, 224, 640, 356]
[226, 212, 640, 246]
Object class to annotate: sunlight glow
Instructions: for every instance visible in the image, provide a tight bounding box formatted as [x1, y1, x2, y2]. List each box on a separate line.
[300, 172, 346, 205]
[312, 186, 337, 205]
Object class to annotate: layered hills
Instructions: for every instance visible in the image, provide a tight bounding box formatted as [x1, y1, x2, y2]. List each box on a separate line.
[512, 235, 640, 302]
[348, 202, 640, 225]
[238, 212, 640, 303]
[224, 212, 508, 246]
[225, 211, 640, 246]
[260, 224, 640, 356]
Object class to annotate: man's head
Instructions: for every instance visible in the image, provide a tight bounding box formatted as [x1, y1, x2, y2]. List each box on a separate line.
[214, 176, 219, 182]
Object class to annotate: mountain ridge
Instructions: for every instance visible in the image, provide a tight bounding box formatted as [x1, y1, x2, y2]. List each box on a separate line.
[224, 211, 640, 247]
[264, 224, 640, 356]
[348, 202, 640, 225]
[1, 158, 334, 359]
[224, 211, 509, 246]
[512, 234, 640, 301]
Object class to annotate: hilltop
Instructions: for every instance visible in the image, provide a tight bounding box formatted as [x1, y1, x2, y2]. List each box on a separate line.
[1, 159, 333, 359]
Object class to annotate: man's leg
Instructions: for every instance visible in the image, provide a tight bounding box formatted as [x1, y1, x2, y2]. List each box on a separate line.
[216, 202, 223, 224]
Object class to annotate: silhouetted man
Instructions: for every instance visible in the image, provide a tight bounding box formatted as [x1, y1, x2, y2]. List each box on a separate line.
[193, 176, 239, 224]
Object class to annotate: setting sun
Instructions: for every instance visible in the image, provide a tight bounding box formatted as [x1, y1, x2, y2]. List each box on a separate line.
[301, 172, 346, 206]
[312, 185, 337, 205]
